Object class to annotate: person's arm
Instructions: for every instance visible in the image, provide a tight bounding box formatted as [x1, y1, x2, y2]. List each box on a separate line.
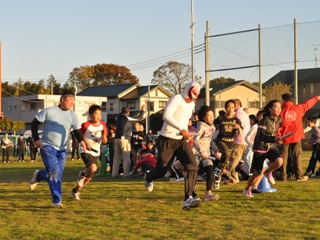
[245, 125, 257, 148]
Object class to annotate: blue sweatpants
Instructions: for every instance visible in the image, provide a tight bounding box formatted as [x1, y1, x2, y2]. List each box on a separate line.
[37, 145, 67, 204]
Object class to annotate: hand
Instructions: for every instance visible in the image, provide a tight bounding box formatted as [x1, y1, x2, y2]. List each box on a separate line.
[180, 129, 189, 139]
[34, 139, 43, 149]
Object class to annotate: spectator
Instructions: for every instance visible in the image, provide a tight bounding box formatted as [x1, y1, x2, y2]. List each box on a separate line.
[70, 104, 108, 201]
[27, 136, 38, 162]
[107, 124, 116, 174]
[17, 134, 26, 162]
[146, 129, 155, 143]
[145, 140, 157, 156]
[304, 116, 320, 177]
[278, 94, 320, 181]
[144, 81, 202, 210]
[1, 133, 13, 163]
[29, 90, 88, 208]
[243, 100, 283, 197]
[133, 149, 157, 173]
[71, 131, 80, 161]
[112, 105, 145, 178]
[192, 111, 199, 129]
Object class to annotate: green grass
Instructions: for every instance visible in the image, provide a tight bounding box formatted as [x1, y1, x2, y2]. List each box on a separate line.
[0, 152, 320, 240]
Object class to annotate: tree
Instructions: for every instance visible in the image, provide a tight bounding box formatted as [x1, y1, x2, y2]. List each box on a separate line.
[210, 77, 235, 84]
[151, 61, 201, 95]
[47, 75, 62, 95]
[68, 64, 139, 91]
[263, 81, 292, 103]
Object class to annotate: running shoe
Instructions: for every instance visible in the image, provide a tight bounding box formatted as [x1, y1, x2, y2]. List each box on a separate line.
[70, 190, 81, 201]
[297, 175, 308, 182]
[53, 202, 64, 208]
[29, 170, 40, 190]
[77, 171, 85, 189]
[204, 193, 220, 201]
[243, 188, 253, 198]
[182, 197, 202, 210]
[264, 171, 276, 185]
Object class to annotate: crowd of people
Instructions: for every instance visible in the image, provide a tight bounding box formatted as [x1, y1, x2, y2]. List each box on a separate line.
[18, 85, 320, 209]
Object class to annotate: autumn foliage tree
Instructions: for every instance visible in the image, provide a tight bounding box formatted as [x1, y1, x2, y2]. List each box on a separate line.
[263, 81, 292, 103]
[151, 61, 201, 95]
[68, 63, 139, 91]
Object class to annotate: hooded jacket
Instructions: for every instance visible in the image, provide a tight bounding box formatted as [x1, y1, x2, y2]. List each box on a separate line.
[279, 96, 319, 144]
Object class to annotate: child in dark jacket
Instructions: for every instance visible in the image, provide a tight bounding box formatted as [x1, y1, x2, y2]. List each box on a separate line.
[243, 100, 284, 198]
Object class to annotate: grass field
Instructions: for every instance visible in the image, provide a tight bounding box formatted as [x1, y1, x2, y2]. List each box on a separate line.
[0, 152, 319, 240]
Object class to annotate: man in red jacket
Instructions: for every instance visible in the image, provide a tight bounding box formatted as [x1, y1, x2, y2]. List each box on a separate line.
[278, 93, 320, 181]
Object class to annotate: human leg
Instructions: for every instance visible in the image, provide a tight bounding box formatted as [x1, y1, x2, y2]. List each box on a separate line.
[121, 139, 131, 177]
[280, 144, 289, 180]
[40, 146, 66, 205]
[227, 144, 247, 183]
[291, 142, 305, 180]
[112, 139, 122, 177]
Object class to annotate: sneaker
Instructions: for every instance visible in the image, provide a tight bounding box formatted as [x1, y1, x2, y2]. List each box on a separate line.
[264, 171, 276, 185]
[29, 170, 40, 190]
[297, 175, 308, 182]
[197, 175, 205, 181]
[182, 197, 202, 210]
[70, 190, 81, 201]
[310, 173, 316, 178]
[164, 171, 171, 178]
[77, 171, 85, 189]
[252, 188, 263, 194]
[175, 177, 184, 182]
[71, 158, 74, 161]
[214, 177, 221, 189]
[145, 180, 154, 192]
[243, 188, 253, 198]
[53, 202, 63, 208]
[204, 193, 220, 201]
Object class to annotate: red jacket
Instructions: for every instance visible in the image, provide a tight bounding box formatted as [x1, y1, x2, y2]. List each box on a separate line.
[134, 153, 157, 170]
[279, 96, 319, 144]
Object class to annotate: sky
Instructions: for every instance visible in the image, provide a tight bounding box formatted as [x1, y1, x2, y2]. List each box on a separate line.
[1, 0, 320, 88]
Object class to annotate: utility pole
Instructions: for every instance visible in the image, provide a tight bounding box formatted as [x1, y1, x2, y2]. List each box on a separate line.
[294, 18, 298, 104]
[258, 24, 263, 109]
[191, 0, 195, 81]
[0, 41, 3, 119]
[205, 21, 210, 107]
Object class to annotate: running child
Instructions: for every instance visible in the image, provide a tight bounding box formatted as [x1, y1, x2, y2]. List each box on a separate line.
[193, 105, 220, 201]
[243, 100, 283, 197]
[70, 104, 108, 201]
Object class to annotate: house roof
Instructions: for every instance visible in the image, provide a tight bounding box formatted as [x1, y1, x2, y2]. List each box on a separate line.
[263, 67, 320, 87]
[121, 85, 172, 100]
[77, 83, 138, 98]
[199, 80, 259, 98]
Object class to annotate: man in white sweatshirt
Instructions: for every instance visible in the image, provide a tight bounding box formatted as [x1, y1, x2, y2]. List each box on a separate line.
[144, 81, 202, 210]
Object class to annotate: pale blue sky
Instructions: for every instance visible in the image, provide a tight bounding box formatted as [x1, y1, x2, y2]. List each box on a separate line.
[1, 0, 320, 87]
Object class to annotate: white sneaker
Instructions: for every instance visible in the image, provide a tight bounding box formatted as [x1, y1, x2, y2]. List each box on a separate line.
[264, 171, 276, 185]
[182, 197, 202, 210]
[297, 175, 308, 182]
[70, 190, 81, 201]
[204, 193, 220, 201]
[77, 171, 85, 189]
[243, 188, 253, 198]
[145, 180, 154, 192]
[53, 202, 64, 208]
[175, 177, 184, 182]
[29, 170, 40, 190]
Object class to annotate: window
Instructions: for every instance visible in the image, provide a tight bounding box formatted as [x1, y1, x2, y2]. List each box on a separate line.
[310, 83, 314, 95]
[159, 101, 167, 108]
[127, 102, 135, 109]
[102, 102, 107, 111]
[303, 85, 306, 97]
[110, 103, 114, 111]
[149, 102, 154, 111]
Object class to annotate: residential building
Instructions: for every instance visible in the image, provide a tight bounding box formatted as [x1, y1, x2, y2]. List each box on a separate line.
[2, 94, 107, 133]
[197, 80, 262, 116]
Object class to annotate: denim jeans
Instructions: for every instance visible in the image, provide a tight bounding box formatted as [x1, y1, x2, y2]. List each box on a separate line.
[37, 145, 67, 204]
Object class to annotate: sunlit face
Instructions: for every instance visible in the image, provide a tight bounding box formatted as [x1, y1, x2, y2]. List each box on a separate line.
[225, 102, 235, 116]
[133, 123, 139, 131]
[203, 110, 214, 125]
[188, 120, 193, 126]
[60, 96, 75, 110]
[90, 109, 102, 125]
[269, 102, 281, 117]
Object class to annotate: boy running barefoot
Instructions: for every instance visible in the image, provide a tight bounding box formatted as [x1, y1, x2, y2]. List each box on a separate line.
[70, 105, 108, 201]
